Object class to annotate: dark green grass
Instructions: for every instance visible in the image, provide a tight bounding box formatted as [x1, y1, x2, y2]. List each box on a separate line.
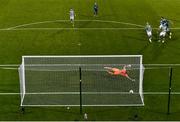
[0, 0, 180, 120]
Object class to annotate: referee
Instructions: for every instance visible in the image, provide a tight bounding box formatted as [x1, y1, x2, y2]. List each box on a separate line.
[94, 2, 98, 16]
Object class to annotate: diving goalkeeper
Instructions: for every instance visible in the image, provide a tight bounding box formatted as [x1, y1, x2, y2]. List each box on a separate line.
[104, 65, 135, 81]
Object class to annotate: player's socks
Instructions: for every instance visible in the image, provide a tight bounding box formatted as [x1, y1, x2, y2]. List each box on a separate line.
[169, 32, 172, 39]
[162, 39, 165, 43]
[149, 39, 152, 43]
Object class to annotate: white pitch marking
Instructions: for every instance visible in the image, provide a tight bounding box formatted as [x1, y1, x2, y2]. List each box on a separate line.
[0, 19, 179, 31]
[0, 27, 180, 31]
[0, 92, 180, 95]
[0, 64, 19, 67]
[3, 19, 145, 30]
[0, 67, 18, 70]
[10, 27, 143, 30]
[21, 104, 144, 107]
[0, 63, 179, 67]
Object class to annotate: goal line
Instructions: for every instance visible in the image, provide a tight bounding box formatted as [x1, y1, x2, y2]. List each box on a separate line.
[0, 92, 180, 95]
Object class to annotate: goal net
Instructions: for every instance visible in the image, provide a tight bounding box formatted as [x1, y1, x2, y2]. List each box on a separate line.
[19, 55, 144, 106]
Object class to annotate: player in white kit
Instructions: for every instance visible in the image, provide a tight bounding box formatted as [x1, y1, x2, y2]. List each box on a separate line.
[159, 24, 167, 43]
[70, 8, 75, 27]
[145, 22, 152, 43]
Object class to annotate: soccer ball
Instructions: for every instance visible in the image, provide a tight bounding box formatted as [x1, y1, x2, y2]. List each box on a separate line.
[129, 90, 134, 94]
[67, 107, 70, 110]
[127, 64, 131, 67]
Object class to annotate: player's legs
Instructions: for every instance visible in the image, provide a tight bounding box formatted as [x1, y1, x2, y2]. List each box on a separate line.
[107, 71, 114, 75]
[159, 31, 166, 43]
[70, 16, 75, 27]
[126, 75, 135, 81]
[167, 28, 172, 39]
[169, 31, 172, 39]
[104, 67, 113, 70]
[162, 32, 166, 43]
[104, 67, 119, 75]
[147, 31, 152, 43]
[104, 67, 113, 74]
[94, 9, 98, 16]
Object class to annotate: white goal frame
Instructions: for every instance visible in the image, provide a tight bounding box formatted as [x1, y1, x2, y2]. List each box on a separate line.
[19, 55, 144, 107]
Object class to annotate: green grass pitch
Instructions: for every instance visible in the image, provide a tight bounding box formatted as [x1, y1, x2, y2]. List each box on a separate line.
[0, 0, 180, 120]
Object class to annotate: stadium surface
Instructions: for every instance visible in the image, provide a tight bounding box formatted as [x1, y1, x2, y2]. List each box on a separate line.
[0, 0, 180, 121]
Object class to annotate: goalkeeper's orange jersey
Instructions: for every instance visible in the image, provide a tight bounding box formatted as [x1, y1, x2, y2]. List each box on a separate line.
[112, 68, 128, 77]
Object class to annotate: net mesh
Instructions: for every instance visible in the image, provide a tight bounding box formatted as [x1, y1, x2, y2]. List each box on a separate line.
[19, 56, 144, 106]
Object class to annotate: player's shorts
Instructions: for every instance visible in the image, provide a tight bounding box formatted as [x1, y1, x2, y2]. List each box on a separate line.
[70, 16, 74, 20]
[120, 69, 128, 77]
[94, 8, 98, 12]
[160, 31, 166, 37]
[111, 68, 120, 75]
[146, 31, 152, 37]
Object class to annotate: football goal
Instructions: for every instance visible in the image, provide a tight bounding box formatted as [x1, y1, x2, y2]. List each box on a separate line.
[19, 55, 144, 107]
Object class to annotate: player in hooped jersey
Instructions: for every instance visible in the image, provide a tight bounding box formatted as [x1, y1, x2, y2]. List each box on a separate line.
[104, 65, 135, 81]
[158, 17, 172, 43]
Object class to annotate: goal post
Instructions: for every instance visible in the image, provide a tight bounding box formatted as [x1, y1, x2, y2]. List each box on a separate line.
[139, 57, 144, 105]
[19, 61, 26, 106]
[19, 55, 144, 107]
